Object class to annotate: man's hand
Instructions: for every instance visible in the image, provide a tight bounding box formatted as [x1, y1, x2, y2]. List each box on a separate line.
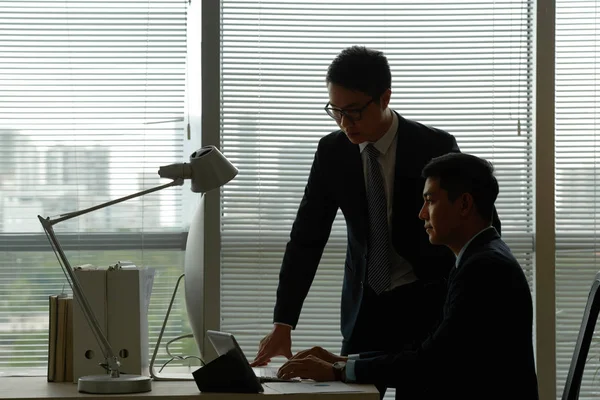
[251, 324, 293, 367]
[278, 355, 335, 382]
[290, 346, 347, 364]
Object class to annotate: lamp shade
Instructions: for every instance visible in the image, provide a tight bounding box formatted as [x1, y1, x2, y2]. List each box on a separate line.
[157, 145, 238, 193]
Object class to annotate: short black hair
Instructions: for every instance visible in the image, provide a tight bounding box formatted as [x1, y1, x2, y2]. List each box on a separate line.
[422, 153, 499, 223]
[326, 46, 391, 100]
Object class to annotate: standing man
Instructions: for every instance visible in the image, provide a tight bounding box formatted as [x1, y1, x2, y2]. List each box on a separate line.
[277, 153, 538, 400]
[252, 46, 501, 365]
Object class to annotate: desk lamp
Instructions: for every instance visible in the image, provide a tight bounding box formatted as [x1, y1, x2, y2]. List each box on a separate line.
[38, 145, 237, 394]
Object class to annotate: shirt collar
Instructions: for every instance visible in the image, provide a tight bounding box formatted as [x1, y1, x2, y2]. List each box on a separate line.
[455, 226, 495, 268]
[359, 110, 398, 155]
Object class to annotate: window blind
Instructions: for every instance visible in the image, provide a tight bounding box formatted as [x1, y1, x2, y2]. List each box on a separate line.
[556, 2, 600, 398]
[0, 0, 190, 371]
[220, 0, 534, 381]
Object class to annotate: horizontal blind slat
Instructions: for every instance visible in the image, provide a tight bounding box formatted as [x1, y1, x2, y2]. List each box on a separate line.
[220, 3, 535, 388]
[556, 0, 600, 397]
[0, 0, 189, 371]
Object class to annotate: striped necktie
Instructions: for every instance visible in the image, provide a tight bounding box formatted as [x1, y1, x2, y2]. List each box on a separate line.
[365, 144, 391, 294]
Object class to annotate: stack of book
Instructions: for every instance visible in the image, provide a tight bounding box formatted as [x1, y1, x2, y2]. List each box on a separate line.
[47, 294, 73, 382]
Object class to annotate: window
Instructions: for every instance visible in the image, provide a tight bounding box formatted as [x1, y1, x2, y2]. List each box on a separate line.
[219, 2, 534, 393]
[0, 0, 191, 371]
[556, 1, 600, 397]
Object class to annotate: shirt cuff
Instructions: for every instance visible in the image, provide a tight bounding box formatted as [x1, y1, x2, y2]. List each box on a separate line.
[345, 360, 357, 382]
[347, 354, 360, 360]
[274, 322, 293, 329]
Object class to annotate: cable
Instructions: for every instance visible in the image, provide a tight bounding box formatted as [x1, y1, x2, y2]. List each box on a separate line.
[157, 333, 205, 373]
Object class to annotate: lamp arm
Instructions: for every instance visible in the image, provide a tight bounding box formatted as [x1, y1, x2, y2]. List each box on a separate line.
[50, 178, 184, 225]
[39, 216, 122, 375]
[38, 178, 184, 377]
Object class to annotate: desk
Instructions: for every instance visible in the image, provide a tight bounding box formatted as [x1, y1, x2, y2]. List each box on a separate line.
[0, 377, 379, 400]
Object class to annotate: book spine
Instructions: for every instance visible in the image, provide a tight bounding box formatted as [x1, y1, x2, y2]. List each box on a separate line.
[47, 295, 58, 382]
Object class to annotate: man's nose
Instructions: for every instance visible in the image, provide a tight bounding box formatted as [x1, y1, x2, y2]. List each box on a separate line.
[339, 115, 354, 129]
[418, 204, 427, 220]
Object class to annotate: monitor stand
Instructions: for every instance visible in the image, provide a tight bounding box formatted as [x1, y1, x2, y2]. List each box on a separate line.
[149, 274, 199, 381]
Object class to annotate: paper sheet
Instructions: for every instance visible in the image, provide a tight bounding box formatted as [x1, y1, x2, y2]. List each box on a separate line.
[264, 381, 362, 394]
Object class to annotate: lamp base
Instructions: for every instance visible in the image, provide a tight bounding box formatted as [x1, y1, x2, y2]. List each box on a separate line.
[78, 374, 152, 394]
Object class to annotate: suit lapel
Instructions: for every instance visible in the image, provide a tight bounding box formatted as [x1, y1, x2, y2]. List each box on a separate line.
[448, 262, 459, 282]
[391, 114, 424, 252]
[393, 113, 426, 179]
[343, 141, 369, 245]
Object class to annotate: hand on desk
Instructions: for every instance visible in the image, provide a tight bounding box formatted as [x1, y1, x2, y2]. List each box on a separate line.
[277, 346, 347, 382]
[251, 324, 293, 367]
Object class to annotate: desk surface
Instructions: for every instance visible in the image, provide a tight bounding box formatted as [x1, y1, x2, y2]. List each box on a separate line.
[0, 377, 379, 400]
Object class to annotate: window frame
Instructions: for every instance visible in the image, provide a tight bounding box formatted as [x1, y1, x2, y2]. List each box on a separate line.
[204, 0, 557, 398]
[1, 0, 558, 394]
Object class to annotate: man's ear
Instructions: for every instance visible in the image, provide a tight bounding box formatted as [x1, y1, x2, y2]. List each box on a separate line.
[459, 193, 474, 217]
[380, 88, 392, 109]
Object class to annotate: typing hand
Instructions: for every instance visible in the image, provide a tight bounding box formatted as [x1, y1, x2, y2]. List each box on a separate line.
[290, 346, 347, 364]
[278, 355, 335, 382]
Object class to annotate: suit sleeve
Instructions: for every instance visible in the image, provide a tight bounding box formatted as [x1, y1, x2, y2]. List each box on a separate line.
[273, 141, 339, 328]
[352, 258, 505, 394]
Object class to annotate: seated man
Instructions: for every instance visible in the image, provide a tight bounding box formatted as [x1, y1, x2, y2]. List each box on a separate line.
[277, 153, 539, 400]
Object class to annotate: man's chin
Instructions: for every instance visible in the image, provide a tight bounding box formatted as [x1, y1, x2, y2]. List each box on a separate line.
[345, 133, 365, 144]
[427, 233, 440, 245]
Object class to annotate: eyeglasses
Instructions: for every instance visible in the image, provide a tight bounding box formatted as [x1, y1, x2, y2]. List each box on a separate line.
[324, 98, 375, 123]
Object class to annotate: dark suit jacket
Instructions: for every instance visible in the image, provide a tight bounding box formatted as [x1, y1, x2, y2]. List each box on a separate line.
[274, 112, 500, 342]
[353, 228, 539, 400]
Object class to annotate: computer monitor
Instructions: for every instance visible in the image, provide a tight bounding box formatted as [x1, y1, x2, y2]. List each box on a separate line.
[183, 194, 206, 360]
[149, 194, 207, 380]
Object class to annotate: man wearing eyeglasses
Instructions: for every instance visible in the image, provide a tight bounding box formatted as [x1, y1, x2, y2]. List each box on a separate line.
[251, 46, 501, 388]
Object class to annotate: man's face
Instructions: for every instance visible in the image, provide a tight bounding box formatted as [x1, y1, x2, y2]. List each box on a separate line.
[326, 83, 390, 144]
[418, 177, 463, 246]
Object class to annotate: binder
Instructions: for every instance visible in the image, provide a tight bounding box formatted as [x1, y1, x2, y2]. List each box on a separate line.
[72, 269, 108, 382]
[65, 298, 74, 383]
[106, 267, 155, 376]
